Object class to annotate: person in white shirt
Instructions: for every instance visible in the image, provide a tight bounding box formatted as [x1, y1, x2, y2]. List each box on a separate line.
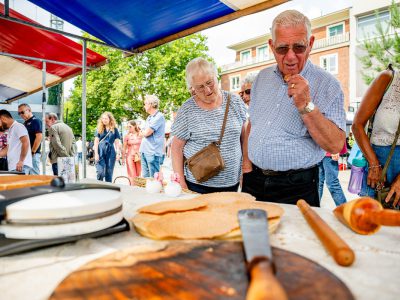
[76, 136, 83, 164]
[0, 109, 33, 174]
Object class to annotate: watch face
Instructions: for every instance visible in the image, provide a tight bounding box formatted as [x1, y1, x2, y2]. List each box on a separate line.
[306, 102, 315, 112]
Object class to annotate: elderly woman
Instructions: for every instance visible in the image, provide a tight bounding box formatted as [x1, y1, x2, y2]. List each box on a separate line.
[171, 57, 247, 194]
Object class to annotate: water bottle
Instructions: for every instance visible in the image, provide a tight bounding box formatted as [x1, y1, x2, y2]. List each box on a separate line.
[348, 157, 367, 194]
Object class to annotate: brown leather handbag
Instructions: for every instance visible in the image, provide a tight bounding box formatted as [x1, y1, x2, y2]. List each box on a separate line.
[185, 94, 231, 183]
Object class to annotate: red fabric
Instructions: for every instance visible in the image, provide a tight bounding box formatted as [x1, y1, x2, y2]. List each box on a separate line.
[326, 142, 348, 157]
[0, 3, 106, 78]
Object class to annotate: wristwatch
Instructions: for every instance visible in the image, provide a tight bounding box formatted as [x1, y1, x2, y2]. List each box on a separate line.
[299, 101, 315, 115]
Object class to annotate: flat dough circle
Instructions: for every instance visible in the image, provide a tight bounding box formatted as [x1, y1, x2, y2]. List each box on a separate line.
[138, 198, 207, 214]
[146, 211, 238, 239]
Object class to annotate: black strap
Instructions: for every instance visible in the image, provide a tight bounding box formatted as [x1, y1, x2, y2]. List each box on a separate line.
[216, 93, 231, 147]
[379, 116, 400, 184]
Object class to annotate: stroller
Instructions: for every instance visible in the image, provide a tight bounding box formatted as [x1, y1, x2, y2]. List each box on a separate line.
[86, 141, 95, 166]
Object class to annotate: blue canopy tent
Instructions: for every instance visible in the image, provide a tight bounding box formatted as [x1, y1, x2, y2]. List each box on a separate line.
[1, 0, 288, 177]
[27, 0, 288, 52]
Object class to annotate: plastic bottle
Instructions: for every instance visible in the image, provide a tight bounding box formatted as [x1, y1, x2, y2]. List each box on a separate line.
[348, 157, 367, 194]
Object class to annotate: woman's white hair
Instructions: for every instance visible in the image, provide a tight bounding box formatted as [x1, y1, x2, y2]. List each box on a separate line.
[185, 57, 218, 89]
[145, 94, 160, 109]
[271, 10, 311, 42]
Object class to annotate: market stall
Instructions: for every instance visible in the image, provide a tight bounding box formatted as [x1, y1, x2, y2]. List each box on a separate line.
[0, 183, 398, 300]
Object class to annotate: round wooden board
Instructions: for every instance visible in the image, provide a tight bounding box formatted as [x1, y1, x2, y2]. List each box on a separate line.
[51, 241, 354, 300]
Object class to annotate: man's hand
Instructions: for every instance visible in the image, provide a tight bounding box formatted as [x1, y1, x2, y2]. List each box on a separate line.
[16, 160, 24, 172]
[94, 153, 99, 163]
[287, 74, 311, 111]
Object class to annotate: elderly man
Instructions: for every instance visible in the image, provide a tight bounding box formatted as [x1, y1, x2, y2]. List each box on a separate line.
[239, 73, 257, 107]
[139, 95, 166, 178]
[18, 103, 43, 174]
[0, 109, 33, 174]
[45, 113, 76, 175]
[242, 10, 346, 206]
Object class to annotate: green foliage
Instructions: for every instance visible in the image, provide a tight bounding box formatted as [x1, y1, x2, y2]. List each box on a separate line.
[67, 34, 212, 138]
[359, 1, 400, 83]
[48, 84, 62, 105]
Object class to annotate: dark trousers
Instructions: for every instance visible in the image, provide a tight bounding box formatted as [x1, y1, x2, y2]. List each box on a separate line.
[186, 180, 239, 194]
[242, 164, 320, 207]
[52, 163, 58, 175]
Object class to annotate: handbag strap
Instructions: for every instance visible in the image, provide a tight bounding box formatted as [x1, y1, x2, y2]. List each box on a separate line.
[216, 93, 231, 147]
[99, 130, 111, 144]
[367, 64, 395, 139]
[379, 116, 400, 184]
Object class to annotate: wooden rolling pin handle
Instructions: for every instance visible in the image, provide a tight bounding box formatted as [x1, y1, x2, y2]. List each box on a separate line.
[367, 209, 400, 226]
[247, 257, 288, 300]
[297, 200, 355, 267]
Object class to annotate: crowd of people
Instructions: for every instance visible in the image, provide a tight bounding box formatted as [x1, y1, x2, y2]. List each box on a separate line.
[0, 9, 398, 209]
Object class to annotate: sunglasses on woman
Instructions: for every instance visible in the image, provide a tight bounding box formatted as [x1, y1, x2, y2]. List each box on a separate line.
[239, 89, 251, 97]
[275, 43, 307, 55]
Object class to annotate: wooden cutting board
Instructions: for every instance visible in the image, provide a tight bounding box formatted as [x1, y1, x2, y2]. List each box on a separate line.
[51, 241, 354, 300]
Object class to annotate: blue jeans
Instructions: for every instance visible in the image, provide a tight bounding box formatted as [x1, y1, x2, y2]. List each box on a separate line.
[31, 153, 41, 175]
[360, 145, 400, 198]
[141, 153, 164, 178]
[318, 157, 347, 206]
[96, 149, 116, 182]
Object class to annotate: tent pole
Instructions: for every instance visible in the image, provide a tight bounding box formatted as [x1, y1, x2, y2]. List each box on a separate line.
[82, 40, 87, 178]
[41, 61, 47, 175]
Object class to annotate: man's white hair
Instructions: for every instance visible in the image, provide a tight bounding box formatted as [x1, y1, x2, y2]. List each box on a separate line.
[185, 57, 218, 89]
[145, 94, 160, 108]
[271, 10, 311, 42]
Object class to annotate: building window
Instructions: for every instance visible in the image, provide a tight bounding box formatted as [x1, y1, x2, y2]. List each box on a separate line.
[327, 22, 344, 37]
[256, 45, 269, 61]
[320, 53, 338, 74]
[230, 75, 240, 91]
[240, 50, 251, 64]
[357, 10, 390, 40]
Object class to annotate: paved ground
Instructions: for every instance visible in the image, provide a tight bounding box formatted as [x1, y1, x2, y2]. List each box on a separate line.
[41, 158, 358, 210]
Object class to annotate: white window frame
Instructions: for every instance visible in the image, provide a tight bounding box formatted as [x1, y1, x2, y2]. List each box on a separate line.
[326, 21, 345, 38]
[229, 75, 241, 91]
[240, 49, 251, 64]
[320, 53, 338, 75]
[357, 10, 391, 40]
[256, 44, 269, 62]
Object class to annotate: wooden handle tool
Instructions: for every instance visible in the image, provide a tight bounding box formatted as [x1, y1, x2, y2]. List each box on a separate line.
[247, 258, 288, 300]
[297, 200, 355, 267]
[334, 197, 400, 235]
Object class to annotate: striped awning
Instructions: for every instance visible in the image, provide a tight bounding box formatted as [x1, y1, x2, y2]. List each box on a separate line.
[0, 2, 107, 103]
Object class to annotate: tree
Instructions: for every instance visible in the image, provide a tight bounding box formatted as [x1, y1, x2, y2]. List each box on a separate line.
[68, 33, 212, 139]
[359, 1, 400, 84]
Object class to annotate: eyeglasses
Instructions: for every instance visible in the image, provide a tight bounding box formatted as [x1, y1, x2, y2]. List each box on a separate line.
[274, 43, 307, 55]
[193, 79, 215, 93]
[17, 110, 26, 115]
[239, 89, 251, 97]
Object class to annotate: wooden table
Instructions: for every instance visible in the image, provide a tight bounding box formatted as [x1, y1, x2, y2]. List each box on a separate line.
[0, 183, 398, 300]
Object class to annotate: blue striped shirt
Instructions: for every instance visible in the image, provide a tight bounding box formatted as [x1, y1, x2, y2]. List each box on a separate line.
[248, 60, 346, 171]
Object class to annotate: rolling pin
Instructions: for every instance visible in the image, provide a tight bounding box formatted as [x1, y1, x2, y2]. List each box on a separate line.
[297, 200, 355, 267]
[334, 197, 400, 235]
